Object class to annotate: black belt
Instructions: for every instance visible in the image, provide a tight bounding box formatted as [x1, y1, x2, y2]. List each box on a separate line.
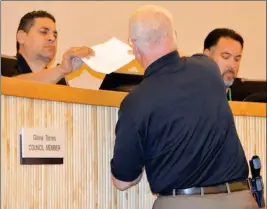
[159, 180, 250, 196]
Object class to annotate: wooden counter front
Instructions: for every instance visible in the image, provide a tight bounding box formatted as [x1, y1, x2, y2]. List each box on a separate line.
[2, 76, 266, 116]
[1, 76, 266, 209]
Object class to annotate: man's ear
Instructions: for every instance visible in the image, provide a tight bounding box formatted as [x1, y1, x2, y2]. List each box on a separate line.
[132, 42, 140, 58]
[16, 30, 27, 45]
[203, 48, 211, 56]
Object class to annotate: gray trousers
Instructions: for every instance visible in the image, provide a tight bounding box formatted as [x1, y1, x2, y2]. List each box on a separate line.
[152, 190, 259, 209]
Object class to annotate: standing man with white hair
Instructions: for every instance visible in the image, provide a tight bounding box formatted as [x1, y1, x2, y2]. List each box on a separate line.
[110, 4, 258, 209]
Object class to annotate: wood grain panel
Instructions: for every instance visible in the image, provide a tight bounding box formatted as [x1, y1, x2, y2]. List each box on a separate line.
[1, 95, 266, 209]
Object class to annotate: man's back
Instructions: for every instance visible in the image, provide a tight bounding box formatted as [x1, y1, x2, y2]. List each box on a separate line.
[121, 51, 248, 193]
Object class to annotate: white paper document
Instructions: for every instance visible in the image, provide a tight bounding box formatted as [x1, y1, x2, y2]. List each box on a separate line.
[67, 70, 104, 90]
[81, 37, 135, 74]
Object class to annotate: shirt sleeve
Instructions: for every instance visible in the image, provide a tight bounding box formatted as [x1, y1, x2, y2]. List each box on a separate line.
[110, 106, 145, 182]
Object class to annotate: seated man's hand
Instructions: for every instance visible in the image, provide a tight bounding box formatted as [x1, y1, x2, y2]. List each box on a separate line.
[60, 46, 94, 74]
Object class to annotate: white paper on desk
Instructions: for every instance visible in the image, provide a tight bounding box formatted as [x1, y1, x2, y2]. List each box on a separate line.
[81, 37, 135, 74]
[67, 70, 103, 90]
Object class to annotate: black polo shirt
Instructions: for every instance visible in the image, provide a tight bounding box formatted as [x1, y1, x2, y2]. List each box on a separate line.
[110, 51, 248, 194]
[1, 53, 66, 85]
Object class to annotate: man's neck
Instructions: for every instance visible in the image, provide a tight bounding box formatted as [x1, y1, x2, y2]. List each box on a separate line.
[19, 51, 48, 73]
[143, 47, 177, 70]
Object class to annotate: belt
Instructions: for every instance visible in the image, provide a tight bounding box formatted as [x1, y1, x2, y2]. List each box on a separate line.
[159, 180, 250, 196]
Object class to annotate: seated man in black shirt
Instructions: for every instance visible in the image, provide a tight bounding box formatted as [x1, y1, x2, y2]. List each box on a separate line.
[2, 10, 94, 85]
[110, 5, 258, 209]
[203, 28, 244, 100]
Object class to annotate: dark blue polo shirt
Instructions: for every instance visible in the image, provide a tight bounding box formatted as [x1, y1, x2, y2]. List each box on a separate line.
[110, 51, 248, 194]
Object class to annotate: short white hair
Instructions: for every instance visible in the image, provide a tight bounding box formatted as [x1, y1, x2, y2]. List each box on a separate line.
[129, 4, 176, 49]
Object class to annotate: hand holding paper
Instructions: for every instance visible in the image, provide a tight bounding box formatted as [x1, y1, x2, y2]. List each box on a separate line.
[81, 37, 135, 74]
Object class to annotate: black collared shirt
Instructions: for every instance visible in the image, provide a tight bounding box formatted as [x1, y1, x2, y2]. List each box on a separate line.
[111, 51, 248, 194]
[2, 53, 66, 85]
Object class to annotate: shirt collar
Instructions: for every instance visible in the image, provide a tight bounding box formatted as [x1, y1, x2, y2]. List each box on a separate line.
[144, 50, 180, 78]
[16, 53, 32, 74]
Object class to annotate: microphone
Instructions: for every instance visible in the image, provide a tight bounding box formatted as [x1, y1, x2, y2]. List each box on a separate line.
[249, 155, 265, 208]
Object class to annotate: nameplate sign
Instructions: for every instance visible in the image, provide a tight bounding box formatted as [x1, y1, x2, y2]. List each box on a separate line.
[20, 127, 65, 165]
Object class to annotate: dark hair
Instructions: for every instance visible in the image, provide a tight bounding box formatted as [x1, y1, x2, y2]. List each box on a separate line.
[204, 28, 244, 51]
[16, 10, 56, 51]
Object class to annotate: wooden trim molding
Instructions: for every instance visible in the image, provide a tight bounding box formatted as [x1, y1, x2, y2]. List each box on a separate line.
[1, 76, 266, 117]
[229, 101, 266, 117]
[1, 76, 127, 107]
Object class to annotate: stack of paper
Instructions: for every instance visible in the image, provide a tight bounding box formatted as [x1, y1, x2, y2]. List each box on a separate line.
[81, 37, 135, 74]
